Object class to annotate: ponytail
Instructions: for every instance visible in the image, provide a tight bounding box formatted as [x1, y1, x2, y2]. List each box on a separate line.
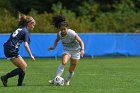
[18, 15, 34, 27]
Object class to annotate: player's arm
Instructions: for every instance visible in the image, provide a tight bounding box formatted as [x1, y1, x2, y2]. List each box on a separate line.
[23, 30, 35, 61]
[75, 34, 84, 57]
[48, 34, 60, 51]
[24, 42, 35, 61]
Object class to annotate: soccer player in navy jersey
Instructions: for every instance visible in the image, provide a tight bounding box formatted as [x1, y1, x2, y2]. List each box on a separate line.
[1, 15, 36, 87]
[48, 15, 84, 85]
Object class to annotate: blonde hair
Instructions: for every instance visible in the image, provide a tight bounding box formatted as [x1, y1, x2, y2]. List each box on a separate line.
[18, 14, 35, 27]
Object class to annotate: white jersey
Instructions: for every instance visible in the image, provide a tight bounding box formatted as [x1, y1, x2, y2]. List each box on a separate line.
[58, 29, 81, 51]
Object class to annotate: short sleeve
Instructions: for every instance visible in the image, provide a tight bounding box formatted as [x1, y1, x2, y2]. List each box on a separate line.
[68, 29, 76, 38]
[57, 32, 60, 38]
[24, 30, 30, 43]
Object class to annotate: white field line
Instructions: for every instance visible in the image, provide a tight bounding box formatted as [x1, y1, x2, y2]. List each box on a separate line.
[79, 73, 140, 76]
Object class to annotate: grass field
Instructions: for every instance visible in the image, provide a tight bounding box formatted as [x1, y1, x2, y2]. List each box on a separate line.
[0, 57, 140, 93]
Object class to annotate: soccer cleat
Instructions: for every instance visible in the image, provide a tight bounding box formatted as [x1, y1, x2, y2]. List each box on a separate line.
[1, 76, 7, 87]
[17, 83, 22, 86]
[64, 81, 70, 86]
[48, 80, 54, 84]
[17, 83, 25, 86]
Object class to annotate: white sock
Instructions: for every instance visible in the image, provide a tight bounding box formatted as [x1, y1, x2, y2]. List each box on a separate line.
[56, 63, 64, 76]
[65, 72, 74, 82]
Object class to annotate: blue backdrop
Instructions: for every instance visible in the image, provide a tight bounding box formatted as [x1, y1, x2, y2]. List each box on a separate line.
[0, 33, 140, 58]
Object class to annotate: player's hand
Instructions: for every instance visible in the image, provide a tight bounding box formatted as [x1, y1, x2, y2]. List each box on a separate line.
[30, 55, 35, 62]
[48, 46, 55, 51]
[80, 49, 84, 57]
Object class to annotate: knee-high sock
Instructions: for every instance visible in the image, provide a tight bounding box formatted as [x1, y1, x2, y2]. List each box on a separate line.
[5, 68, 23, 79]
[18, 69, 25, 86]
[65, 72, 74, 82]
[56, 63, 64, 76]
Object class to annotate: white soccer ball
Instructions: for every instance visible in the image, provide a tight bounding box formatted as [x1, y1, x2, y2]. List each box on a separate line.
[53, 76, 64, 86]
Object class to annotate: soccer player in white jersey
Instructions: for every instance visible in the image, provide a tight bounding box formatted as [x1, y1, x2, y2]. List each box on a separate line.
[48, 15, 84, 85]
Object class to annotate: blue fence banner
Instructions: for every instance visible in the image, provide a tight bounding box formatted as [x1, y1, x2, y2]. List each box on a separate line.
[0, 33, 140, 58]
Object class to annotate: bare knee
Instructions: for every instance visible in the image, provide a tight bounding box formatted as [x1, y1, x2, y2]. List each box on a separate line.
[62, 54, 70, 66]
[25, 63, 27, 68]
[11, 57, 27, 71]
[19, 57, 27, 71]
[22, 64, 27, 71]
[62, 62, 67, 66]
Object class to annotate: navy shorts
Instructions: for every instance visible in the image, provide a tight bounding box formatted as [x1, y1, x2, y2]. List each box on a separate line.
[4, 46, 19, 59]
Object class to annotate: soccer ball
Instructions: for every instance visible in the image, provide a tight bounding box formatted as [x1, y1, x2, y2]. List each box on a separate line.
[53, 76, 64, 86]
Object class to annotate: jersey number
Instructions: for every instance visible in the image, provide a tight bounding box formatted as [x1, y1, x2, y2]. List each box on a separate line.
[12, 28, 22, 37]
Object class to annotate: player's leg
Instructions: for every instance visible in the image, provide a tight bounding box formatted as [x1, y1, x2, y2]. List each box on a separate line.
[49, 53, 70, 84]
[1, 56, 27, 86]
[56, 53, 70, 76]
[65, 50, 80, 85]
[11, 56, 27, 86]
[65, 59, 78, 85]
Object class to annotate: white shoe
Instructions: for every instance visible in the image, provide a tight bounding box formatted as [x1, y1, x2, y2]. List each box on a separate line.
[48, 80, 54, 84]
[64, 81, 70, 86]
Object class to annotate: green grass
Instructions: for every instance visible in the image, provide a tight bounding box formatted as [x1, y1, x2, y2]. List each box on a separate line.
[0, 57, 140, 93]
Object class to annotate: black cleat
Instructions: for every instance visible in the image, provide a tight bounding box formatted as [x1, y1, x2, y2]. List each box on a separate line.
[17, 84, 22, 86]
[1, 76, 7, 87]
[17, 83, 25, 86]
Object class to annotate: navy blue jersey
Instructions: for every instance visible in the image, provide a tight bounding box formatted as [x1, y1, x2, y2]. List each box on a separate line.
[4, 26, 30, 49]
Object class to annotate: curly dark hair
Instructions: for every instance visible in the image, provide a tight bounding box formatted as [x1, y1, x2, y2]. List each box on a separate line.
[52, 15, 69, 28]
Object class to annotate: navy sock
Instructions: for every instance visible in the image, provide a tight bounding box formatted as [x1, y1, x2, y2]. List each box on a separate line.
[17, 70, 25, 86]
[5, 68, 23, 79]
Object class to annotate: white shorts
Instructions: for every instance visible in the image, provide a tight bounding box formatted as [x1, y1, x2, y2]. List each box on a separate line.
[62, 50, 80, 60]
